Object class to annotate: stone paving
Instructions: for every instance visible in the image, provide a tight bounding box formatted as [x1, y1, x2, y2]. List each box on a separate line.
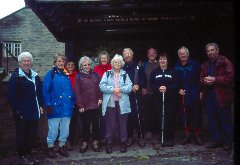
[0, 137, 234, 165]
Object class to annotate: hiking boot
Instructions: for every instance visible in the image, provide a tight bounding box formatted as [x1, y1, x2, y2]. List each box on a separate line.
[59, 145, 69, 157]
[195, 134, 203, 146]
[106, 143, 112, 154]
[92, 140, 102, 152]
[18, 155, 34, 165]
[120, 142, 127, 153]
[145, 131, 152, 141]
[79, 142, 88, 153]
[181, 133, 191, 145]
[28, 154, 39, 164]
[48, 147, 57, 158]
[223, 143, 232, 151]
[138, 138, 146, 147]
[206, 142, 223, 149]
[126, 137, 133, 147]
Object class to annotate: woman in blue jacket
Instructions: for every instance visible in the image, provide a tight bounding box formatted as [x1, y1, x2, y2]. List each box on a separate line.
[7, 52, 43, 164]
[149, 52, 179, 147]
[43, 53, 75, 158]
[99, 54, 132, 154]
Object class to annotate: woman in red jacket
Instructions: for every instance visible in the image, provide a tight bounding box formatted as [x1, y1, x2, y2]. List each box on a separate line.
[94, 51, 112, 145]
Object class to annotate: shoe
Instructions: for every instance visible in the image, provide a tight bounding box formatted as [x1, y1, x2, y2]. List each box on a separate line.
[162, 141, 174, 147]
[79, 142, 88, 153]
[126, 137, 133, 147]
[92, 140, 102, 152]
[120, 142, 127, 153]
[59, 145, 69, 157]
[18, 155, 34, 165]
[106, 143, 112, 154]
[48, 147, 57, 158]
[206, 142, 223, 149]
[181, 133, 191, 145]
[145, 131, 152, 141]
[138, 138, 146, 147]
[167, 142, 174, 147]
[28, 154, 39, 164]
[223, 144, 232, 151]
[195, 134, 203, 146]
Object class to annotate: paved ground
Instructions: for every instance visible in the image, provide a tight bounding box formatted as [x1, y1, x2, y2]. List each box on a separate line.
[1, 137, 234, 165]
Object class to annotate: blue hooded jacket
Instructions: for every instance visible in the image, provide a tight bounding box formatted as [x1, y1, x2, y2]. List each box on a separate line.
[42, 67, 75, 119]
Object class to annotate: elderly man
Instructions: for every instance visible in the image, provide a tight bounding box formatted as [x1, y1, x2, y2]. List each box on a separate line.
[122, 48, 146, 147]
[175, 46, 203, 146]
[200, 43, 234, 151]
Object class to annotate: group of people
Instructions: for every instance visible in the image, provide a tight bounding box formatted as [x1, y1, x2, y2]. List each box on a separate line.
[6, 42, 234, 164]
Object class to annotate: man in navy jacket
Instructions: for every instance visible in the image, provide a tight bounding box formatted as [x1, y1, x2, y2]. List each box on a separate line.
[175, 46, 203, 146]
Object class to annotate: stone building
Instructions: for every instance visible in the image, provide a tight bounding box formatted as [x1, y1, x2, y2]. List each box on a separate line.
[0, 7, 65, 78]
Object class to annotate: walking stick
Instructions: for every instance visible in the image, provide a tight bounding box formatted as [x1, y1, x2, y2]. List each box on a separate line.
[161, 92, 165, 144]
[135, 92, 143, 139]
[182, 95, 187, 135]
[134, 66, 143, 139]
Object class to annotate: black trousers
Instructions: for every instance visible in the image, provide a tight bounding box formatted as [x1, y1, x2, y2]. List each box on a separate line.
[15, 117, 38, 156]
[142, 94, 160, 134]
[127, 92, 144, 138]
[81, 109, 100, 142]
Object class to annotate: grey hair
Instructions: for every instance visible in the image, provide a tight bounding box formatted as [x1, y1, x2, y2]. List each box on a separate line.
[98, 51, 110, 62]
[205, 43, 219, 51]
[53, 53, 66, 64]
[111, 54, 125, 67]
[123, 48, 134, 56]
[78, 56, 92, 69]
[18, 52, 33, 63]
[178, 46, 189, 56]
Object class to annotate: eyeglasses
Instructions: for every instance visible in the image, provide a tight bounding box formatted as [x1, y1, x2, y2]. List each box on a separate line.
[83, 64, 91, 67]
[114, 61, 121, 64]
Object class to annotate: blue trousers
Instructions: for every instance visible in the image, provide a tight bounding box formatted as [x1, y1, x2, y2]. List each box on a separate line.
[205, 91, 233, 145]
[47, 117, 70, 147]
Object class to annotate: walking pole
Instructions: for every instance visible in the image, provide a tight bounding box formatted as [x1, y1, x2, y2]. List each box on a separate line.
[135, 92, 143, 139]
[182, 95, 187, 135]
[161, 92, 165, 144]
[134, 66, 143, 139]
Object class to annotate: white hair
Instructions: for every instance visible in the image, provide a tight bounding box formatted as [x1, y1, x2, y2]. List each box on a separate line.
[111, 54, 125, 67]
[18, 52, 33, 63]
[78, 56, 92, 69]
[178, 46, 189, 56]
[123, 48, 134, 56]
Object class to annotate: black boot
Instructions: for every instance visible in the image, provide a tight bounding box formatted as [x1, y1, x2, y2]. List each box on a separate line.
[195, 134, 203, 146]
[48, 147, 57, 158]
[59, 145, 69, 157]
[120, 142, 127, 153]
[181, 132, 191, 145]
[106, 143, 112, 154]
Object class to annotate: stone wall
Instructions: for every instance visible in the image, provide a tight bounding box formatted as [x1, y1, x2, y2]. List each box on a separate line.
[0, 7, 65, 78]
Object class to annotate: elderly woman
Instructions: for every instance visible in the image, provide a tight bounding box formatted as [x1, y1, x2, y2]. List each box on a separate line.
[94, 51, 112, 77]
[43, 53, 75, 158]
[7, 52, 43, 164]
[75, 56, 102, 153]
[93, 51, 112, 144]
[99, 54, 132, 154]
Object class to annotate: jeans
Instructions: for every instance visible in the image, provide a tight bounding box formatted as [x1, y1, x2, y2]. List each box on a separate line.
[47, 117, 70, 147]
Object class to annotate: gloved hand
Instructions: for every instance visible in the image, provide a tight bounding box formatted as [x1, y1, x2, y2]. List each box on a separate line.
[45, 106, 53, 114]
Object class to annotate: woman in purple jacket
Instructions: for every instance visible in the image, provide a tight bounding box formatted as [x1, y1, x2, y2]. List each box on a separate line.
[75, 56, 103, 153]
